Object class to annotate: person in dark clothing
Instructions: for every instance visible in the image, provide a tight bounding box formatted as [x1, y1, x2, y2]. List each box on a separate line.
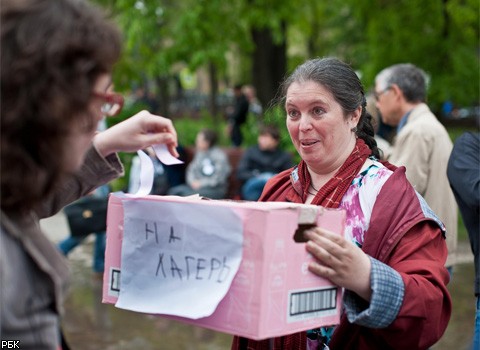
[163, 144, 187, 188]
[128, 145, 187, 196]
[447, 132, 480, 349]
[227, 84, 250, 147]
[237, 125, 293, 200]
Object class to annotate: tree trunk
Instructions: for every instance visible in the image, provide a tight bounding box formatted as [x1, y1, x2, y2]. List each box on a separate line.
[251, 22, 287, 109]
[155, 76, 170, 118]
[208, 61, 219, 121]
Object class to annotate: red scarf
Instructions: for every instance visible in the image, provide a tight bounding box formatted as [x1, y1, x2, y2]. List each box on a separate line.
[299, 138, 372, 208]
[231, 138, 372, 350]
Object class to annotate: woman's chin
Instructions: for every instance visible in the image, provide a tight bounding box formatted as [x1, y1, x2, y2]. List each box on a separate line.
[299, 146, 322, 160]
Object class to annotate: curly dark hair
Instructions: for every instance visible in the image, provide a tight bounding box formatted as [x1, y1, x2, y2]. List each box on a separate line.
[1, 0, 122, 212]
[277, 57, 380, 159]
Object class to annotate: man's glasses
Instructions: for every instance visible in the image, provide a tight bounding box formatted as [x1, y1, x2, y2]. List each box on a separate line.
[374, 86, 391, 101]
[93, 91, 124, 117]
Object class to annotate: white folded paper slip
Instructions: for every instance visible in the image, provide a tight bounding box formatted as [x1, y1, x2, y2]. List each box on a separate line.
[102, 193, 345, 340]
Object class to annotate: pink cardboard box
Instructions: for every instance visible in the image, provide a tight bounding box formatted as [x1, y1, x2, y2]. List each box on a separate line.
[102, 193, 345, 340]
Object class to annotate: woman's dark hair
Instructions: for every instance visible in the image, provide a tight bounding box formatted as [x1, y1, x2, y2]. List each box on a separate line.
[200, 128, 218, 148]
[1, 0, 122, 212]
[278, 57, 380, 158]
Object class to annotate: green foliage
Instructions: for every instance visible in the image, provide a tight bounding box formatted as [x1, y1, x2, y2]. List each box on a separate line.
[457, 210, 468, 242]
[447, 125, 479, 143]
[93, 0, 478, 122]
[340, 0, 478, 110]
[174, 113, 223, 147]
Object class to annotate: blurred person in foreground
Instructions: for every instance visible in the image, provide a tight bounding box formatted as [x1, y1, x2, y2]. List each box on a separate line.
[0, 1, 179, 349]
[231, 57, 451, 350]
[374, 63, 458, 274]
[447, 132, 480, 350]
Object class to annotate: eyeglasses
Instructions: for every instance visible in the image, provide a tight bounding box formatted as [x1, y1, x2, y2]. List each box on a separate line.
[374, 86, 391, 101]
[93, 91, 124, 117]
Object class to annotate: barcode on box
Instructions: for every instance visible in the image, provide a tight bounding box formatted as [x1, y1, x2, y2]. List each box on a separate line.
[108, 267, 121, 297]
[287, 287, 337, 322]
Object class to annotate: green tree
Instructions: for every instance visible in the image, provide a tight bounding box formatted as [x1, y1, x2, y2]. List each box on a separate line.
[323, 0, 479, 111]
[96, 0, 479, 118]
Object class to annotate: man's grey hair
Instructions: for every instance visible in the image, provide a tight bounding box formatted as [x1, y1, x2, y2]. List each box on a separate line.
[375, 63, 429, 103]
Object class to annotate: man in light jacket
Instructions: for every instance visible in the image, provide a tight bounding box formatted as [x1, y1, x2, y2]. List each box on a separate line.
[374, 63, 458, 271]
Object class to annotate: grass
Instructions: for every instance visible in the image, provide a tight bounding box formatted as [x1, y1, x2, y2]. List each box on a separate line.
[458, 212, 469, 242]
[447, 126, 478, 143]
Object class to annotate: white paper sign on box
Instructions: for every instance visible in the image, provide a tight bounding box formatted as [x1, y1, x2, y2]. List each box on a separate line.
[102, 193, 346, 340]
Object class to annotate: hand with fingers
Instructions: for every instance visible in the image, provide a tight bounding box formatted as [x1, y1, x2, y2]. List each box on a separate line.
[304, 227, 372, 302]
[93, 110, 179, 159]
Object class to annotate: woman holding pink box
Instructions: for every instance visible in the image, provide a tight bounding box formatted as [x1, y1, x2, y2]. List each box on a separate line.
[232, 57, 451, 350]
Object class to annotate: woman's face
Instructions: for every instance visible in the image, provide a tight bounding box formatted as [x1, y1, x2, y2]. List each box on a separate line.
[285, 80, 359, 174]
[65, 73, 111, 172]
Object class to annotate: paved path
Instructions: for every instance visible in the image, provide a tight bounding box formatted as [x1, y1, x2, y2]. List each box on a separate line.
[40, 210, 70, 243]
